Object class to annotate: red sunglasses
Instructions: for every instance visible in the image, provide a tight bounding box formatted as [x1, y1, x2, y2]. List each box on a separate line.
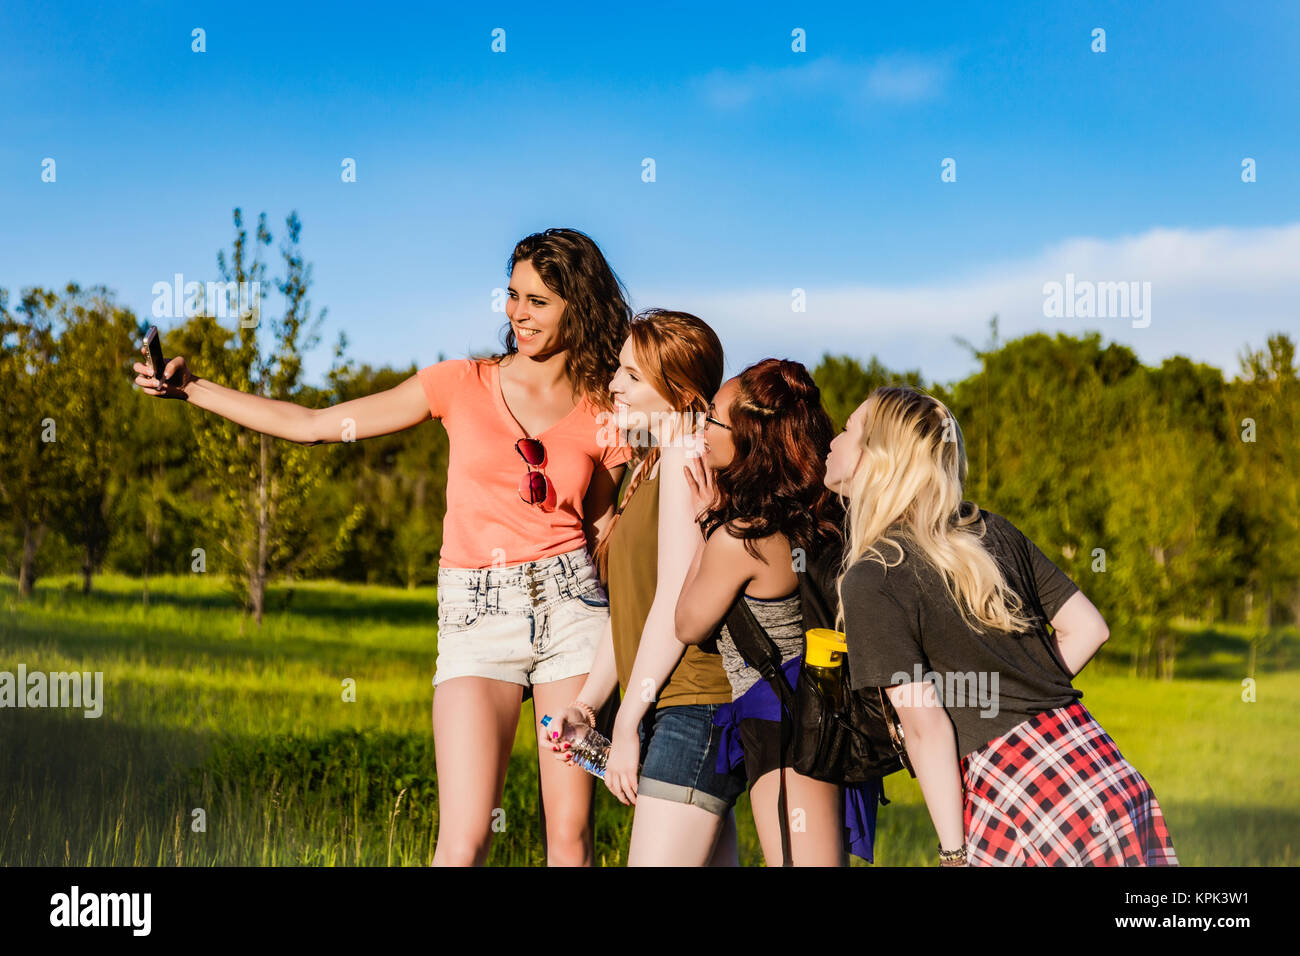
[516, 438, 548, 505]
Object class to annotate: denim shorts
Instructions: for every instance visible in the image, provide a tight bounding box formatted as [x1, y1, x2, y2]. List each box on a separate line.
[434, 547, 609, 687]
[637, 703, 748, 817]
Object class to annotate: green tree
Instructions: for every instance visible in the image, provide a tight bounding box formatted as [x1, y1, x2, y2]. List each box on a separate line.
[168, 209, 362, 623]
[0, 288, 62, 596]
[1230, 333, 1300, 674]
[46, 284, 140, 593]
[947, 328, 1138, 565]
[812, 353, 925, 431]
[1102, 360, 1236, 678]
[945, 326, 1143, 668]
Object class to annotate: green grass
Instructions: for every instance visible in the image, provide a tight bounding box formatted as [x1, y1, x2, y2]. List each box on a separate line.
[1, 573, 1296, 865]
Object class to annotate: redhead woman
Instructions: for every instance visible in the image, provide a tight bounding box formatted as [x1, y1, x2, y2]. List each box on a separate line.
[826, 385, 1178, 866]
[547, 309, 749, 865]
[674, 359, 879, 867]
[134, 228, 634, 866]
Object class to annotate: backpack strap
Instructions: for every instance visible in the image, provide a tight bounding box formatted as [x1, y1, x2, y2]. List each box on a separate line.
[724, 587, 799, 867]
[723, 591, 797, 713]
[800, 546, 841, 632]
[776, 720, 793, 867]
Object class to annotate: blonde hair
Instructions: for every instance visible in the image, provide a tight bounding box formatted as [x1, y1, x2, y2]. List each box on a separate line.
[834, 386, 1035, 636]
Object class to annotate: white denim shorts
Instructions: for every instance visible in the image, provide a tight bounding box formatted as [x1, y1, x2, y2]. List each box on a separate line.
[433, 546, 610, 687]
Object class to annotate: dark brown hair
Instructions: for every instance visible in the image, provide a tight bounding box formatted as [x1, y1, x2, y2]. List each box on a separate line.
[593, 309, 724, 582]
[700, 358, 844, 561]
[481, 227, 631, 412]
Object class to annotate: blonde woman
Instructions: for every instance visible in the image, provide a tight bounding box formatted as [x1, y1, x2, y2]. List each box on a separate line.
[825, 385, 1178, 866]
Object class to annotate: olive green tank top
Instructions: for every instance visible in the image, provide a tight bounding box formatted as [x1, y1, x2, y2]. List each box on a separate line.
[605, 462, 733, 708]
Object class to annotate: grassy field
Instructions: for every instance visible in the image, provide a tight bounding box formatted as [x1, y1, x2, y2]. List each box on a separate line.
[2, 573, 1297, 866]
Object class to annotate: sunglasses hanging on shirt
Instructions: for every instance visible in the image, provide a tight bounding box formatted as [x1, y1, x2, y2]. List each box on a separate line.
[516, 438, 548, 505]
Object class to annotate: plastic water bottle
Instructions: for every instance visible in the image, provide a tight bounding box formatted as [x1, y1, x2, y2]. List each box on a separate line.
[540, 714, 610, 779]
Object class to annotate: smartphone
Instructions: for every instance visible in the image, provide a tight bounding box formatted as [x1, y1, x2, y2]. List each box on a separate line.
[144, 326, 168, 383]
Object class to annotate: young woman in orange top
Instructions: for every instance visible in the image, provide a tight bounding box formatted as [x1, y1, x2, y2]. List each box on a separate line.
[133, 228, 634, 866]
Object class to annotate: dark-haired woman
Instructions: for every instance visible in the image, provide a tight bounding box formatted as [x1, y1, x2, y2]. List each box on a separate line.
[674, 359, 879, 866]
[827, 385, 1178, 866]
[134, 228, 634, 866]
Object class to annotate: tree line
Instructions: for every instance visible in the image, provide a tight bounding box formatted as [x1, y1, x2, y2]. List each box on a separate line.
[2, 210, 1295, 677]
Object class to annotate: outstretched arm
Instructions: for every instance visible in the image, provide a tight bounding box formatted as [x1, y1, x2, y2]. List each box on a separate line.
[134, 352, 432, 445]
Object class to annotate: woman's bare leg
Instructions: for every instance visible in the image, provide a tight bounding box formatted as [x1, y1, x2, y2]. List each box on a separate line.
[532, 675, 598, 866]
[706, 807, 740, 866]
[627, 795, 728, 866]
[431, 676, 525, 866]
[749, 768, 846, 866]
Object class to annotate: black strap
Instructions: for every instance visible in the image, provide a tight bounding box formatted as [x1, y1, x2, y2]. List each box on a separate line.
[776, 704, 793, 867]
[723, 585, 798, 711]
[724, 587, 799, 867]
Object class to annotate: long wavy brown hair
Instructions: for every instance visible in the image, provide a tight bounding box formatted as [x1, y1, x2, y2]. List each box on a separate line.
[700, 358, 844, 563]
[480, 228, 631, 412]
[593, 309, 724, 583]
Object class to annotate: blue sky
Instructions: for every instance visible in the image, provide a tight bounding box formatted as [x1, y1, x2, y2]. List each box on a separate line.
[2, 0, 1296, 385]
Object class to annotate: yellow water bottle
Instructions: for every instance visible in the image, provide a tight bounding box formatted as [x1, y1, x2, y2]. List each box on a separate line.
[805, 628, 848, 710]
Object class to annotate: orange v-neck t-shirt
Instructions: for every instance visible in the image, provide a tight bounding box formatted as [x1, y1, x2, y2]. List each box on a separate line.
[417, 358, 633, 569]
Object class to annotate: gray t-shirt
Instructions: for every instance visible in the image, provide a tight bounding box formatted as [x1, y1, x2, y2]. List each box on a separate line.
[843, 509, 1083, 757]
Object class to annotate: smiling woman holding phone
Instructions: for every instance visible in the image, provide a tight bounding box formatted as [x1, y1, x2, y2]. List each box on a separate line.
[133, 227, 634, 866]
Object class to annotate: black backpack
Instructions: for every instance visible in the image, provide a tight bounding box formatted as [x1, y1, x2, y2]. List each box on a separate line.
[723, 542, 915, 864]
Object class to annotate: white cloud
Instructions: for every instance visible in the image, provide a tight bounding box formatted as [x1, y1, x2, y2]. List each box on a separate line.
[638, 223, 1300, 383]
[696, 54, 948, 110]
[865, 55, 947, 102]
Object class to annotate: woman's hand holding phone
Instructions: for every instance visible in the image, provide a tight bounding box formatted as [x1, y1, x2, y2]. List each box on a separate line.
[133, 346, 194, 400]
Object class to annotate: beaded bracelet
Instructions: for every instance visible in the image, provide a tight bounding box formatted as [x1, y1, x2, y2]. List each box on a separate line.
[571, 699, 598, 727]
[938, 843, 968, 866]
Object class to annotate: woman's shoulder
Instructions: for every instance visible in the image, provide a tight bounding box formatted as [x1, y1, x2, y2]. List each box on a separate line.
[844, 538, 915, 591]
[465, 353, 513, 381]
[710, 517, 757, 544]
[418, 356, 483, 386]
[716, 515, 781, 539]
[972, 508, 1028, 556]
[419, 355, 477, 371]
[722, 524, 810, 574]
[706, 518, 772, 556]
[622, 455, 661, 497]
[415, 357, 482, 416]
